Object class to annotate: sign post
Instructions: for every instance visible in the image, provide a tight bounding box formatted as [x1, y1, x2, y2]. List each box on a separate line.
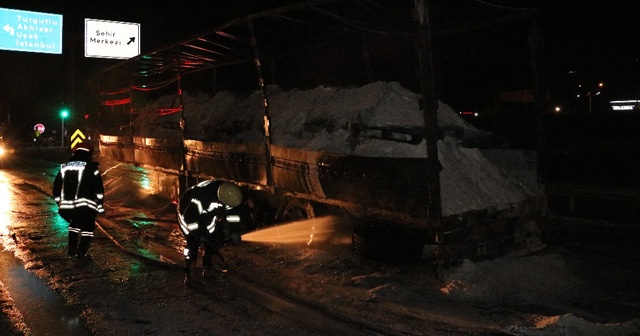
[60, 109, 68, 148]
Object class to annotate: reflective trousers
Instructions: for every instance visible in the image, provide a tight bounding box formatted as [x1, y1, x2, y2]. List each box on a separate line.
[67, 216, 96, 257]
[184, 232, 224, 274]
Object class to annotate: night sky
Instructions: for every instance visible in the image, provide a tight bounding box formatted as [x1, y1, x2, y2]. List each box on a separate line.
[1, 1, 639, 141]
[540, 1, 640, 101]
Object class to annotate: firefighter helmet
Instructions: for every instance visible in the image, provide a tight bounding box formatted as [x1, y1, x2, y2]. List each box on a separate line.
[217, 182, 242, 207]
[73, 142, 94, 153]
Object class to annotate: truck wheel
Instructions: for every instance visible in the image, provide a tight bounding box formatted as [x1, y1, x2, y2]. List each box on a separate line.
[280, 199, 315, 222]
[352, 220, 425, 264]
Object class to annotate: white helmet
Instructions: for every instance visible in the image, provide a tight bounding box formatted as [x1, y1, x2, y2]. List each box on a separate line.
[217, 182, 242, 207]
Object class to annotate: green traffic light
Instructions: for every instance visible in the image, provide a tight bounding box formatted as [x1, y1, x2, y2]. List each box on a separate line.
[60, 108, 69, 118]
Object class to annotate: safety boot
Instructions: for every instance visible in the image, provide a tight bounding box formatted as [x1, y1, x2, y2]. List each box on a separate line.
[184, 262, 201, 287]
[77, 236, 92, 260]
[68, 232, 79, 258]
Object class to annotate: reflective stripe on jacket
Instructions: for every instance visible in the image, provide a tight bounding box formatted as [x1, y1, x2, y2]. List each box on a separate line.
[177, 181, 239, 236]
[53, 159, 105, 215]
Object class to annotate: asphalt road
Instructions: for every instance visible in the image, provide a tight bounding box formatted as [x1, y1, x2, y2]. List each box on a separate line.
[0, 147, 638, 335]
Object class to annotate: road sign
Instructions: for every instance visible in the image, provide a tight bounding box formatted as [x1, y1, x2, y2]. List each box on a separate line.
[84, 18, 140, 59]
[34, 123, 45, 133]
[0, 7, 63, 54]
[70, 129, 86, 149]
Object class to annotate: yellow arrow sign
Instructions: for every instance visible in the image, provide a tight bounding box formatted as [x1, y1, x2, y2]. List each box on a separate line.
[70, 129, 86, 149]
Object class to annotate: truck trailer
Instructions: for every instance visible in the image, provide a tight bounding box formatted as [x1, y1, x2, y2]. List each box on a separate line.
[96, 0, 546, 263]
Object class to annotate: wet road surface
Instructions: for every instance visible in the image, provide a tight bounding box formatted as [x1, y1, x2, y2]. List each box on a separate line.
[0, 161, 92, 335]
[0, 147, 638, 335]
[0, 249, 91, 336]
[0, 147, 378, 335]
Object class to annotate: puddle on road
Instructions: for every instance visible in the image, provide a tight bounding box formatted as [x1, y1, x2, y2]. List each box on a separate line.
[0, 249, 92, 336]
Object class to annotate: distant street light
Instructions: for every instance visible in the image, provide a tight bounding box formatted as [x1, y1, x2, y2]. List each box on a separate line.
[587, 82, 604, 114]
[60, 108, 69, 147]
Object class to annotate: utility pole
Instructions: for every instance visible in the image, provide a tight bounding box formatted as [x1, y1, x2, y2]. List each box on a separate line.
[414, 0, 442, 227]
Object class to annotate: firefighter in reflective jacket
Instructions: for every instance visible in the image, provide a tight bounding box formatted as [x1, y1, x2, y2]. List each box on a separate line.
[52, 142, 105, 259]
[177, 180, 242, 284]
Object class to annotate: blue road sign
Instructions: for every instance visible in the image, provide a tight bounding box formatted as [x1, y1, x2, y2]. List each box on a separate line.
[0, 7, 63, 54]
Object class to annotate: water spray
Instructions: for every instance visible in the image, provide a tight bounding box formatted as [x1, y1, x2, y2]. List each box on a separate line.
[241, 216, 339, 246]
[102, 163, 125, 175]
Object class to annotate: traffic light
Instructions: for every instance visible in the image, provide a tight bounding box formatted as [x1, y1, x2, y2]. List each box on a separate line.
[59, 107, 69, 148]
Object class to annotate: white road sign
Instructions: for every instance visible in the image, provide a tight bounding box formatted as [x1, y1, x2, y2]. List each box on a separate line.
[84, 18, 140, 59]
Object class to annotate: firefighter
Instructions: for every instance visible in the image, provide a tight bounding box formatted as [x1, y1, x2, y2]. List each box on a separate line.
[52, 142, 105, 259]
[177, 180, 242, 285]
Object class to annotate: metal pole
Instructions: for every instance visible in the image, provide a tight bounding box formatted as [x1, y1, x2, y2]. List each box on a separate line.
[61, 118, 64, 147]
[248, 19, 274, 188]
[414, 0, 442, 224]
[528, 15, 548, 186]
[176, 49, 190, 196]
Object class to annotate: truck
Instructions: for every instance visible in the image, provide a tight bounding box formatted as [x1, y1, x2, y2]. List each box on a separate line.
[96, 1, 545, 263]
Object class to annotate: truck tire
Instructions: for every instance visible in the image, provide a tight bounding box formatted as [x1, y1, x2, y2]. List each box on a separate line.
[352, 220, 425, 264]
[280, 198, 315, 222]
